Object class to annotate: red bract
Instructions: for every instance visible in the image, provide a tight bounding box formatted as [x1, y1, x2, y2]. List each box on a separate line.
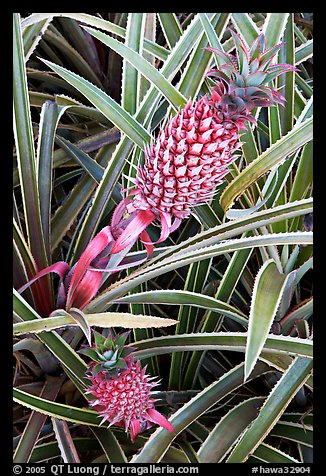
[65, 226, 114, 310]
[18, 226, 116, 312]
[17, 216, 154, 313]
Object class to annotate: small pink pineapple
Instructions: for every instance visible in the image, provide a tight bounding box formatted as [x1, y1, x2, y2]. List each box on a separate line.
[80, 331, 174, 442]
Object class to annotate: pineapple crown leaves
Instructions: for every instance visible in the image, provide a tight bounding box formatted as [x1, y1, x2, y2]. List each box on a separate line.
[79, 330, 137, 376]
[205, 29, 298, 121]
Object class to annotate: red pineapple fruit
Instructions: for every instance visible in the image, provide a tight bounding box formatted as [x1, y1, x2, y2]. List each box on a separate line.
[111, 30, 296, 254]
[80, 331, 174, 441]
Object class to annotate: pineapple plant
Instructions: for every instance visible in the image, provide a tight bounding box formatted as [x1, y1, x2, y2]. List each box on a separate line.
[13, 12, 313, 464]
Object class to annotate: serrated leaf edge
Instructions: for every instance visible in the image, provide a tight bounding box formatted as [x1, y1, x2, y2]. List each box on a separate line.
[226, 356, 313, 462]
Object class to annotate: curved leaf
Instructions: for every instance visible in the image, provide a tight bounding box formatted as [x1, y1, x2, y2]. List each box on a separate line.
[52, 418, 80, 463]
[13, 387, 101, 427]
[13, 376, 65, 463]
[122, 13, 144, 115]
[23, 17, 53, 61]
[220, 117, 313, 211]
[226, 170, 279, 220]
[13, 13, 52, 315]
[277, 14, 295, 136]
[130, 332, 313, 360]
[280, 297, 313, 334]
[108, 198, 313, 283]
[157, 13, 182, 49]
[37, 101, 68, 260]
[262, 13, 289, 49]
[245, 259, 294, 380]
[295, 39, 313, 65]
[22, 13, 169, 61]
[83, 26, 187, 111]
[253, 443, 300, 463]
[40, 58, 151, 149]
[226, 357, 313, 462]
[198, 397, 265, 462]
[270, 421, 313, 447]
[54, 135, 104, 183]
[13, 289, 87, 391]
[91, 427, 127, 463]
[13, 312, 177, 335]
[115, 290, 248, 326]
[87, 232, 312, 310]
[131, 362, 267, 463]
[43, 28, 104, 88]
[198, 13, 224, 66]
[231, 13, 260, 46]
